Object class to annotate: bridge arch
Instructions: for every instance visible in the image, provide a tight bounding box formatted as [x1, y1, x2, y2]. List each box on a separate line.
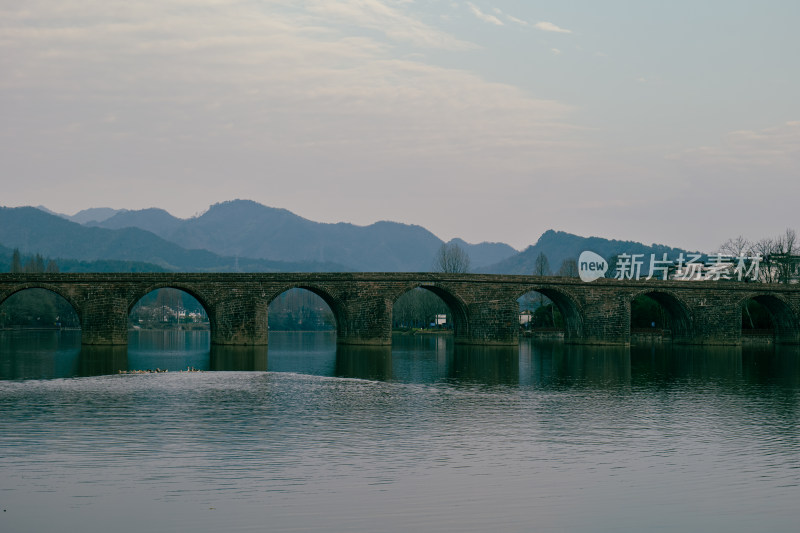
[127, 284, 215, 332]
[738, 293, 799, 344]
[515, 285, 583, 341]
[630, 289, 693, 342]
[0, 283, 83, 328]
[265, 284, 346, 336]
[390, 283, 470, 343]
[127, 283, 214, 315]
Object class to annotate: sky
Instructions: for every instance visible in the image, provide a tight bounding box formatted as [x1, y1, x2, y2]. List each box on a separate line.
[1, 0, 798, 252]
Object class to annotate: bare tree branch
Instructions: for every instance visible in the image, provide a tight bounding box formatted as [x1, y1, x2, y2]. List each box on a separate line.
[532, 252, 551, 277]
[433, 242, 471, 273]
[556, 258, 579, 278]
[718, 235, 752, 257]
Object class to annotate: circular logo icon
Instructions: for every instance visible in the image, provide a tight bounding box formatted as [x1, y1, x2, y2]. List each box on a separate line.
[578, 251, 608, 282]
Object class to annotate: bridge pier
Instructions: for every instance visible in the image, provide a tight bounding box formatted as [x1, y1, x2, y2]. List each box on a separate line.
[464, 300, 518, 345]
[80, 296, 129, 345]
[211, 295, 268, 345]
[686, 294, 741, 345]
[336, 295, 392, 345]
[578, 292, 630, 345]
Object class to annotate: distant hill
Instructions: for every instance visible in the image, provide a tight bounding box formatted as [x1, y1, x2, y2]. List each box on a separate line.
[87, 207, 182, 236]
[83, 200, 518, 271]
[67, 207, 127, 224]
[0, 244, 169, 273]
[0, 207, 348, 272]
[447, 238, 517, 270]
[479, 229, 693, 275]
[37, 205, 127, 225]
[4, 205, 699, 276]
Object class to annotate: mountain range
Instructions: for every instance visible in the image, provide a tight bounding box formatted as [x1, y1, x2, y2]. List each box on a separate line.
[0, 206, 347, 272]
[80, 200, 518, 271]
[479, 230, 694, 275]
[2, 200, 692, 274]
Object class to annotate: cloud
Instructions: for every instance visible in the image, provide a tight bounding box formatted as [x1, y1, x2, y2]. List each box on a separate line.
[503, 15, 573, 34]
[0, 0, 581, 187]
[467, 3, 504, 26]
[551, 48, 562, 55]
[534, 21, 572, 34]
[306, 0, 476, 50]
[672, 122, 800, 170]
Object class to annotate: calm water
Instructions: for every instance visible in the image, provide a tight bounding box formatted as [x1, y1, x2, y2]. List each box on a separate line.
[1, 330, 799, 532]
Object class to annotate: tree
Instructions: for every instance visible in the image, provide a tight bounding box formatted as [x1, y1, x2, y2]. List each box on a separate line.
[393, 288, 449, 329]
[531, 302, 563, 329]
[532, 252, 551, 277]
[774, 228, 799, 284]
[605, 254, 620, 278]
[556, 258, 579, 277]
[748, 229, 800, 284]
[753, 237, 779, 283]
[718, 235, 752, 257]
[268, 288, 335, 331]
[520, 252, 553, 316]
[10, 249, 22, 273]
[718, 236, 758, 285]
[433, 242, 470, 273]
[0, 288, 79, 328]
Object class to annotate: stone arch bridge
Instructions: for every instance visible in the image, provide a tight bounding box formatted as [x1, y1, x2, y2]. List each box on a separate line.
[1, 273, 799, 346]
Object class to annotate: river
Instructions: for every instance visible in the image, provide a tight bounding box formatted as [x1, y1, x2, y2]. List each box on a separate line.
[1, 330, 799, 532]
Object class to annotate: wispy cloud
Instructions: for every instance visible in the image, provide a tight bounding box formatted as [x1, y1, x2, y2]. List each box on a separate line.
[467, 3, 504, 26]
[672, 122, 800, 169]
[506, 15, 529, 27]
[534, 21, 572, 34]
[0, 0, 580, 189]
[504, 15, 572, 34]
[306, 0, 475, 50]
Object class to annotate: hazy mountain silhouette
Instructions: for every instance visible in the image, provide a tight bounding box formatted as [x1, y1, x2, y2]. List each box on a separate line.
[447, 238, 517, 271]
[0, 207, 347, 272]
[479, 229, 692, 275]
[88, 207, 182, 236]
[10, 202, 696, 275]
[87, 200, 518, 271]
[66, 207, 128, 224]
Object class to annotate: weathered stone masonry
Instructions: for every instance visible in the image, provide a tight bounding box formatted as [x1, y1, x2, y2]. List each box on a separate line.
[1, 273, 799, 346]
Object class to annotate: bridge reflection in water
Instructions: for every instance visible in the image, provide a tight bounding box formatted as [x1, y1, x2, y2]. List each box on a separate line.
[2, 331, 800, 386]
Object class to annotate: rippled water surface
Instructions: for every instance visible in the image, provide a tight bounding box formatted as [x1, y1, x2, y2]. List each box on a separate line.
[1, 331, 799, 532]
